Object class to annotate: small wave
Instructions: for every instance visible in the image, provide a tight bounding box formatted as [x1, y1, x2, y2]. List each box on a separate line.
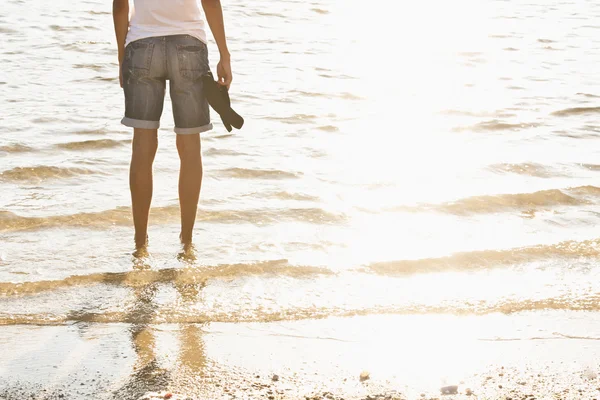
[60, 43, 90, 52]
[203, 148, 247, 157]
[31, 116, 61, 124]
[551, 107, 600, 117]
[50, 25, 98, 32]
[264, 114, 318, 124]
[288, 90, 359, 100]
[217, 168, 301, 180]
[538, 38, 556, 43]
[556, 130, 600, 140]
[0, 260, 333, 297]
[366, 238, 600, 275]
[440, 110, 516, 118]
[581, 164, 600, 171]
[71, 128, 109, 135]
[0, 143, 34, 153]
[453, 120, 539, 132]
[93, 76, 118, 82]
[246, 191, 320, 202]
[319, 73, 356, 80]
[488, 163, 563, 178]
[526, 76, 549, 82]
[340, 92, 362, 100]
[255, 11, 285, 18]
[317, 125, 339, 132]
[437, 188, 587, 214]
[458, 51, 483, 57]
[311, 8, 329, 14]
[73, 63, 105, 72]
[3, 294, 600, 325]
[0, 166, 100, 182]
[289, 90, 328, 98]
[392, 186, 599, 215]
[577, 93, 600, 98]
[0, 205, 345, 232]
[583, 125, 600, 133]
[210, 133, 235, 140]
[55, 139, 127, 150]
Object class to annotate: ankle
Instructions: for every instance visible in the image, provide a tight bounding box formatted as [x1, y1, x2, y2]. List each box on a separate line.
[179, 231, 193, 245]
[135, 233, 148, 248]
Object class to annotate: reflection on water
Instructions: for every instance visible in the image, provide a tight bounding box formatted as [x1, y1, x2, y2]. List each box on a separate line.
[115, 282, 169, 398]
[112, 255, 207, 399]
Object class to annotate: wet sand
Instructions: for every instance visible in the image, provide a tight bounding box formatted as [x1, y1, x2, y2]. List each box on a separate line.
[1, 313, 600, 399]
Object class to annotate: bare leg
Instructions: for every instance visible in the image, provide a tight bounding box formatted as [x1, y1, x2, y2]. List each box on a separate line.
[176, 133, 203, 245]
[130, 128, 158, 249]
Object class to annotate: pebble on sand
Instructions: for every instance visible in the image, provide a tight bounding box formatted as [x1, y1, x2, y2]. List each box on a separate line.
[584, 369, 598, 380]
[360, 371, 370, 382]
[440, 385, 458, 395]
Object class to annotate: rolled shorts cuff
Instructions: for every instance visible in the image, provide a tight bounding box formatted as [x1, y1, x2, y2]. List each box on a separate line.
[174, 123, 213, 135]
[121, 117, 160, 130]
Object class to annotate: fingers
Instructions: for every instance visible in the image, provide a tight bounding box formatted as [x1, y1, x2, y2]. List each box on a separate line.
[217, 60, 233, 89]
[219, 76, 232, 89]
[217, 74, 232, 89]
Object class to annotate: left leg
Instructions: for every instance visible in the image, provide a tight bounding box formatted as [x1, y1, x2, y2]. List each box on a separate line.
[120, 36, 167, 248]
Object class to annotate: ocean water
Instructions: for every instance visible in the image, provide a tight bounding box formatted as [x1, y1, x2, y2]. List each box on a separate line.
[1, 0, 600, 397]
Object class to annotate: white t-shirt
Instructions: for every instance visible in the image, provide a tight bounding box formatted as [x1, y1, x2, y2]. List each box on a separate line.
[125, 0, 208, 47]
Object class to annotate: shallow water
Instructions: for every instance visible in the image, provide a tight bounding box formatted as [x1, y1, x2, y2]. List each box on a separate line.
[1, 0, 600, 397]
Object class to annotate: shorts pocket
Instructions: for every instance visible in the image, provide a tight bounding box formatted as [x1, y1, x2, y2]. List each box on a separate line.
[124, 40, 155, 78]
[176, 42, 208, 80]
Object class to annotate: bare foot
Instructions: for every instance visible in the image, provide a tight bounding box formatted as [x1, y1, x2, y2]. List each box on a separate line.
[177, 242, 197, 264]
[132, 243, 150, 269]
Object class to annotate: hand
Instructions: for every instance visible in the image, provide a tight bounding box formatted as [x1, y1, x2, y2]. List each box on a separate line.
[217, 56, 232, 89]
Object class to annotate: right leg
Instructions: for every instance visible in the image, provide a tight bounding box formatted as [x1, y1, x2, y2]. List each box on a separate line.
[130, 129, 158, 249]
[176, 133, 203, 245]
[167, 35, 213, 245]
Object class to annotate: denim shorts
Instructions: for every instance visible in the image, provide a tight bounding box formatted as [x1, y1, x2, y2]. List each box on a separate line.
[121, 34, 212, 134]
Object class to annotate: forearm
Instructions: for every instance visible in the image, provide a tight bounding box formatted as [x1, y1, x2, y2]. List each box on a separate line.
[201, 0, 230, 59]
[112, 0, 130, 63]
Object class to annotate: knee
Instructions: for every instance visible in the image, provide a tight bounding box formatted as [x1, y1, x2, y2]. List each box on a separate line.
[132, 130, 158, 161]
[176, 134, 202, 164]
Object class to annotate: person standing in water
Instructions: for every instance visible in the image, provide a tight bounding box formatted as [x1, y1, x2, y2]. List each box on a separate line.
[112, 0, 231, 249]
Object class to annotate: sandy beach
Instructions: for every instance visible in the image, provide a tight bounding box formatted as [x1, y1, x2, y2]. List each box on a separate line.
[2, 312, 600, 399]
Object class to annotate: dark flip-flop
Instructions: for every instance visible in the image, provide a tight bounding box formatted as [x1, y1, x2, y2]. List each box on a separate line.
[202, 71, 244, 132]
